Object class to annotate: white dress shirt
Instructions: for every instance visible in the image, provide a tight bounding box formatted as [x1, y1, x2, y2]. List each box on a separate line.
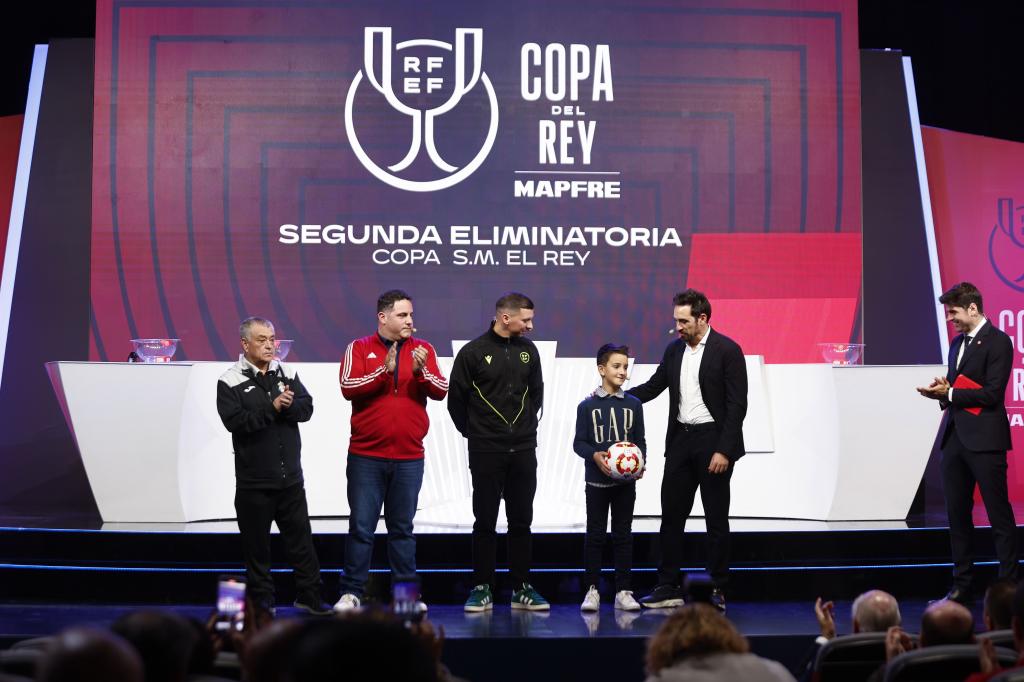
[949, 317, 987, 401]
[678, 327, 714, 425]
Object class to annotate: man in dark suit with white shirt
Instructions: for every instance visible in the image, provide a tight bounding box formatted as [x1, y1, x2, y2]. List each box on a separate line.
[918, 281, 1018, 604]
[629, 289, 748, 612]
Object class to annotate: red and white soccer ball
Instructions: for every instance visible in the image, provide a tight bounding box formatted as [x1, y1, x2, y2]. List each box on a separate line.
[605, 441, 644, 481]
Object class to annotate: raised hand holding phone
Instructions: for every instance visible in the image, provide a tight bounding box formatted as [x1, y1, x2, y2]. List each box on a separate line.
[215, 576, 246, 632]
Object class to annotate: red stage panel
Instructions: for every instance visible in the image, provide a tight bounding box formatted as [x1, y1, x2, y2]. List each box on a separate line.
[923, 126, 1024, 503]
[687, 233, 862, 362]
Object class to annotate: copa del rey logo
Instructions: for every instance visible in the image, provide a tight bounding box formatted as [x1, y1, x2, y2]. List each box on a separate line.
[344, 27, 499, 192]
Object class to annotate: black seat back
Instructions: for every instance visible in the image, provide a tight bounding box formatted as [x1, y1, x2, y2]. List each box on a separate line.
[883, 644, 1017, 682]
[979, 630, 1017, 651]
[813, 633, 888, 682]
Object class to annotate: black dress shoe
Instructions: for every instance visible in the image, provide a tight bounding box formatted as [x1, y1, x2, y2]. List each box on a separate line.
[934, 586, 971, 605]
[293, 595, 333, 615]
[710, 588, 727, 613]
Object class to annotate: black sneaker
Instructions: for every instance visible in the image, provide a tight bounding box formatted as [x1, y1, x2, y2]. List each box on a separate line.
[710, 588, 726, 613]
[293, 595, 333, 615]
[639, 584, 685, 609]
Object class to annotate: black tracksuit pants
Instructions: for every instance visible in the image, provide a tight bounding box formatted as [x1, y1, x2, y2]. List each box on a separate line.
[469, 449, 537, 588]
[234, 483, 322, 607]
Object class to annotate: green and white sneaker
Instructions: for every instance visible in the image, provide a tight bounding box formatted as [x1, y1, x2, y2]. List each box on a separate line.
[511, 582, 550, 611]
[464, 584, 493, 612]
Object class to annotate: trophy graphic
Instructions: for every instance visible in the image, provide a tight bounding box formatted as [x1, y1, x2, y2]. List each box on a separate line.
[345, 26, 499, 192]
[989, 197, 1024, 292]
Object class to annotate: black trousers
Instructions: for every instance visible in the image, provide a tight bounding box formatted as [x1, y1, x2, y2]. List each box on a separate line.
[234, 483, 323, 607]
[658, 426, 732, 588]
[584, 482, 636, 591]
[469, 449, 537, 587]
[941, 423, 1020, 588]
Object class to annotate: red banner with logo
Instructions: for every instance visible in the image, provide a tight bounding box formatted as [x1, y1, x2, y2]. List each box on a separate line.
[923, 126, 1024, 501]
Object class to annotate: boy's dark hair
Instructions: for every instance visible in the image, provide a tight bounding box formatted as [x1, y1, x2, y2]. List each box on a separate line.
[377, 289, 412, 314]
[495, 292, 534, 313]
[938, 282, 983, 314]
[597, 343, 630, 366]
[673, 288, 712, 320]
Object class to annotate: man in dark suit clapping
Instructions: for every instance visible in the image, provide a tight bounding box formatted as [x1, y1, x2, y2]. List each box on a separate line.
[629, 289, 748, 612]
[918, 282, 1019, 604]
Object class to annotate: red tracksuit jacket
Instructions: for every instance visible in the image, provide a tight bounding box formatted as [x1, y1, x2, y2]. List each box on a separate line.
[340, 334, 448, 459]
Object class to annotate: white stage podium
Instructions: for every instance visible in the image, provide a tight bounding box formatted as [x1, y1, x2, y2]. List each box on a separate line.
[47, 352, 945, 524]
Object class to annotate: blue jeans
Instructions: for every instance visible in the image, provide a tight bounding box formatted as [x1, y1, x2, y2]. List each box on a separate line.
[339, 454, 424, 597]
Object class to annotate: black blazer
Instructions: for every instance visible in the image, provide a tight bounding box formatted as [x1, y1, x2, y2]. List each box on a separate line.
[629, 328, 748, 462]
[941, 320, 1013, 452]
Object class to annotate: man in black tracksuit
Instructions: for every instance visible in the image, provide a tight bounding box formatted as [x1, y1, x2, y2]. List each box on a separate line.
[216, 317, 329, 615]
[448, 293, 548, 611]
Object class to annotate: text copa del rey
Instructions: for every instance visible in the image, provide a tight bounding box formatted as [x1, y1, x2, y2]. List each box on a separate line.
[401, 40, 615, 196]
[402, 40, 615, 195]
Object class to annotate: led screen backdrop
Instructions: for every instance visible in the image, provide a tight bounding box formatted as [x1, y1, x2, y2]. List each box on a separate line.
[923, 126, 1024, 503]
[91, 0, 861, 362]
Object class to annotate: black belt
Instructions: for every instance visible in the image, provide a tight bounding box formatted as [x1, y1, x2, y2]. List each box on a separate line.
[677, 421, 717, 432]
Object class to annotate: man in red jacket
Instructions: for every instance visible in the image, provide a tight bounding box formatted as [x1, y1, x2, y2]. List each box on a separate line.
[334, 290, 448, 612]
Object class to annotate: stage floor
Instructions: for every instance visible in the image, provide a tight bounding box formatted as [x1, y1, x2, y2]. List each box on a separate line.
[2, 511, 1015, 680]
[0, 510, 981, 534]
[0, 599, 980, 641]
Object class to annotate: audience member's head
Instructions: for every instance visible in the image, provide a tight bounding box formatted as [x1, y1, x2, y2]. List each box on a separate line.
[984, 578, 1017, 631]
[1011, 580, 1024, 647]
[645, 603, 749, 675]
[184, 616, 216, 676]
[851, 590, 901, 633]
[110, 611, 198, 682]
[36, 627, 143, 682]
[920, 599, 975, 647]
[287, 611, 438, 682]
[244, 618, 304, 682]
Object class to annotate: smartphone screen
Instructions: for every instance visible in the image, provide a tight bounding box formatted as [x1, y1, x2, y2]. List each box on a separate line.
[215, 576, 246, 632]
[392, 580, 422, 623]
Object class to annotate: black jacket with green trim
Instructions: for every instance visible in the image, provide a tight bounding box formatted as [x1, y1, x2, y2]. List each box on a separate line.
[447, 325, 544, 453]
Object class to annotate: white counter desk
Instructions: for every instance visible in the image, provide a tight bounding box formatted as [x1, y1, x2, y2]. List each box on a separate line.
[47, 347, 945, 524]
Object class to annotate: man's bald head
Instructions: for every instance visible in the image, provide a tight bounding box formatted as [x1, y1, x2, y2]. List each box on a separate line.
[852, 590, 901, 633]
[920, 600, 975, 647]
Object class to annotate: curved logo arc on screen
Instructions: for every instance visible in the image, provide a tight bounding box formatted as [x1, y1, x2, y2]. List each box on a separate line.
[344, 26, 499, 192]
[989, 220, 1024, 294]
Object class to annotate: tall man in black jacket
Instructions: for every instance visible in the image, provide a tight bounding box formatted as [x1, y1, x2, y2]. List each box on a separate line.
[448, 292, 549, 611]
[629, 289, 748, 612]
[917, 282, 1019, 603]
[216, 317, 329, 614]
